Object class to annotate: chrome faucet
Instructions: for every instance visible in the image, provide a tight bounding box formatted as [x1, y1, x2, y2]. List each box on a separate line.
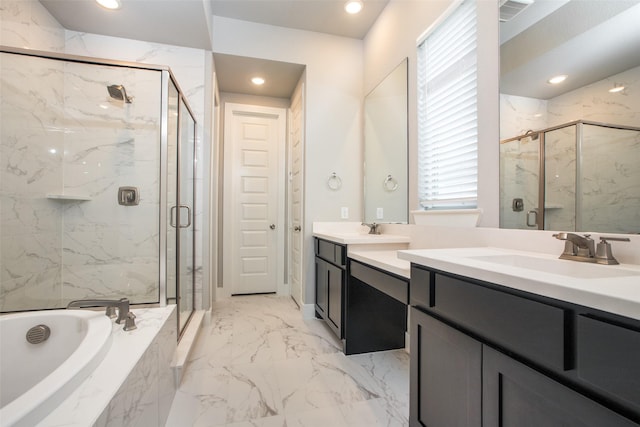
[552, 232, 596, 262]
[67, 298, 136, 330]
[362, 222, 381, 235]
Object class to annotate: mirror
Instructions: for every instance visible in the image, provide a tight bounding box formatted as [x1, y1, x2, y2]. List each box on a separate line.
[364, 58, 408, 224]
[499, 1, 640, 234]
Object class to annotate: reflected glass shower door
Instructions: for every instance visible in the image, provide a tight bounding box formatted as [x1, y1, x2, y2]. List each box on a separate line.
[499, 136, 540, 229]
[543, 126, 576, 231]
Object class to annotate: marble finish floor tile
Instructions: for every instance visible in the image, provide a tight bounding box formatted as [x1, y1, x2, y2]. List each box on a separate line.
[165, 294, 409, 426]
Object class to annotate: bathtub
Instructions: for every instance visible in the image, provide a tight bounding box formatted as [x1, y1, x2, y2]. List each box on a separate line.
[0, 310, 112, 427]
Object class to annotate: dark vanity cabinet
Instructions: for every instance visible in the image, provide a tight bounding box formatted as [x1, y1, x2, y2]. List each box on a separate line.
[314, 238, 346, 338]
[345, 260, 408, 355]
[409, 265, 640, 427]
[314, 238, 409, 354]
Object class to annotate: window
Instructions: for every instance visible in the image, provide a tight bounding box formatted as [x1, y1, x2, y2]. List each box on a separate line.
[417, 0, 478, 209]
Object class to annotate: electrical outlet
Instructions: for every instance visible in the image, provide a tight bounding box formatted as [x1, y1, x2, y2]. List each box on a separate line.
[376, 207, 384, 219]
[341, 207, 349, 219]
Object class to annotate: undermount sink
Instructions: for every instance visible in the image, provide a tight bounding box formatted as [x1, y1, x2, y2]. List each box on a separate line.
[470, 254, 640, 279]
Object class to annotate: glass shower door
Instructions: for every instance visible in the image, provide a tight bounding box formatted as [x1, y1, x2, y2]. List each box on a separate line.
[166, 79, 195, 338]
[177, 98, 195, 335]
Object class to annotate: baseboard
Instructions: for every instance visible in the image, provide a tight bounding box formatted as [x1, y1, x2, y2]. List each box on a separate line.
[301, 303, 316, 320]
[277, 282, 291, 297]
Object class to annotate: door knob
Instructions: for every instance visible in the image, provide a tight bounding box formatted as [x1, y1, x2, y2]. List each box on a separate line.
[294, 225, 301, 232]
[270, 224, 276, 230]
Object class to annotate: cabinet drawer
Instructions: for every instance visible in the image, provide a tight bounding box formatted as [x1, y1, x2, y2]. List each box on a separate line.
[410, 265, 431, 309]
[316, 239, 345, 267]
[577, 315, 640, 412]
[432, 273, 568, 371]
[351, 261, 408, 304]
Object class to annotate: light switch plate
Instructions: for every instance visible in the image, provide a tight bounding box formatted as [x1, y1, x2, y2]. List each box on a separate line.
[341, 207, 349, 219]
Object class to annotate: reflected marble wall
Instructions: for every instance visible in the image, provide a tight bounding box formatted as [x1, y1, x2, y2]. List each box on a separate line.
[581, 125, 640, 234]
[501, 65, 640, 232]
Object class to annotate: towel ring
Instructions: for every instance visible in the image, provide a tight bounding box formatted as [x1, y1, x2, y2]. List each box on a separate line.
[383, 174, 398, 192]
[327, 172, 342, 191]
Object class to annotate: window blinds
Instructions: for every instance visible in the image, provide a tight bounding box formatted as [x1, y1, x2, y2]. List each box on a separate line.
[417, 0, 478, 209]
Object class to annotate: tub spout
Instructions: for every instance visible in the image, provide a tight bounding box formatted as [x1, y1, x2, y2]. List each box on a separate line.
[67, 298, 130, 325]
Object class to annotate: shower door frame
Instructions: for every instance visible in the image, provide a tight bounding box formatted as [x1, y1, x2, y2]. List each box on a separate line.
[0, 46, 197, 335]
[501, 119, 640, 230]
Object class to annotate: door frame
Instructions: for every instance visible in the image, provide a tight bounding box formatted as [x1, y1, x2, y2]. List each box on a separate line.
[222, 102, 287, 297]
[287, 81, 305, 307]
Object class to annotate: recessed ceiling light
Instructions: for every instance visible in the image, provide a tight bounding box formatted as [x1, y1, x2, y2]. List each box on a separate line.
[547, 75, 567, 85]
[345, 0, 363, 14]
[609, 84, 625, 93]
[96, 0, 121, 10]
[251, 77, 265, 85]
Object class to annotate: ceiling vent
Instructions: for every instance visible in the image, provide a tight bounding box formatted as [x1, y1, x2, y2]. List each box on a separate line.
[500, 0, 534, 22]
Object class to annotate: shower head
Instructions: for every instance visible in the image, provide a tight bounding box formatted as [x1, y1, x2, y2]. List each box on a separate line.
[107, 84, 133, 103]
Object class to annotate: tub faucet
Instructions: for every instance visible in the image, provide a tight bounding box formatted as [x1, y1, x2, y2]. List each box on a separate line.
[552, 232, 596, 262]
[67, 298, 131, 326]
[362, 222, 381, 235]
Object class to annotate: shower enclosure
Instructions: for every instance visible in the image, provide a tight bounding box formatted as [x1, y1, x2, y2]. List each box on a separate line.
[0, 47, 196, 337]
[500, 120, 640, 234]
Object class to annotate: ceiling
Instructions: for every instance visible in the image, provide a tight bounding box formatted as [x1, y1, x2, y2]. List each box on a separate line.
[40, 0, 640, 101]
[39, 0, 388, 49]
[213, 53, 306, 98]
[39, 0, 388, 97]
[212, 0, 388, 40]
[500, 0, 640, 99]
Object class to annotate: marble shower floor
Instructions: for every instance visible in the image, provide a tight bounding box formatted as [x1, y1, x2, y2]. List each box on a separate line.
[165, 294, 410, 427]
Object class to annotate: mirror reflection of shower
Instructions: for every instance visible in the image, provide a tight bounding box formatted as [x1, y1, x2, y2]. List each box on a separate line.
[107, 84, 133, 103]
[500, 120, 640, 234]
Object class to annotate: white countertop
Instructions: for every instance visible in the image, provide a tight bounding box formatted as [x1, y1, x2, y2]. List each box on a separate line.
[348, 249, 411, 279]
[313, 231, 410, 245]
[398, 247, 640, 321]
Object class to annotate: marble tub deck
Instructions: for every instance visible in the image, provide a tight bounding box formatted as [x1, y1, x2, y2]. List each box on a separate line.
[165, 294, 409, 427]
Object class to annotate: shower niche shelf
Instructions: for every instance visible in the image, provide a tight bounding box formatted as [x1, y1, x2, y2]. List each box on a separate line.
[46, 194, 92, 201]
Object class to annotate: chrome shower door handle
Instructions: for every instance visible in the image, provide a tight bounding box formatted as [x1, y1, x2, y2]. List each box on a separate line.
[170, 206, 177, 228]
[526, 210, 538, 228]
[178, 205, 192, 228]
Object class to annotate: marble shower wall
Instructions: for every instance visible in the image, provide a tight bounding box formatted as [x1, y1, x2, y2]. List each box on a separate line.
[0, 52, 162, 311]
[1, 0, 210, 311]
[500, 65, 640, 232]
[0, 53, 65, 310]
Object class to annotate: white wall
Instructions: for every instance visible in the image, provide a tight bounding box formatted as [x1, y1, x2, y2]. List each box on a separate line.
[212, 16, 363, 306]
[363, 0, 500, 227]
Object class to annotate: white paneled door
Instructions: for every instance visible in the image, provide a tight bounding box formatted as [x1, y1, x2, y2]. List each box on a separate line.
[223, 103, 286, 295]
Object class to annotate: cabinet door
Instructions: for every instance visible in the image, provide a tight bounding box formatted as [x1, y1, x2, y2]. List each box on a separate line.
[410, 307, 482, 427]
[483, 345, 638, 427]
[315, 258, 328, 317]
[326, 262, 343, 336]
